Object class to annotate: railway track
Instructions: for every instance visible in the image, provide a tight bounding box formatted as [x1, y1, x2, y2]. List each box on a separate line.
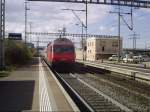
[73, 64, 150, 112]
[79, 60, 150, 73]
[62, 73, 131, 112]
[44, 59, 150, 112]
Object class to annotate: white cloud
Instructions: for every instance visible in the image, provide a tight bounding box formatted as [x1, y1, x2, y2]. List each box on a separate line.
[5, 0, 112, 34]
[99, 26, 105, 31]
[99, 25, 115, 33]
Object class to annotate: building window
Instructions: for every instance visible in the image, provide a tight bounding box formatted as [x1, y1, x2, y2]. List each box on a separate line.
[102, 46, 105, 52]
[112, 41, 118, 47]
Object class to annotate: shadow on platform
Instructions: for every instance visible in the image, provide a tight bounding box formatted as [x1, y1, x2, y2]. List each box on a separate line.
[0, 81, 35, 111]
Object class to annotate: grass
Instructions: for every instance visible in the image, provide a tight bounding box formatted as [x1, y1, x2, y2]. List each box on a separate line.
[0, 71, 10, 77]
[0, 66, 16, 78]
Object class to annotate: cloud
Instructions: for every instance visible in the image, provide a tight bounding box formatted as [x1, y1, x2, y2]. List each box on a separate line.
[99, 25, 115, 32]
[5, 0, 112, 34]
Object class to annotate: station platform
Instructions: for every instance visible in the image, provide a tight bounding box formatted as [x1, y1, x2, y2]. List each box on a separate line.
[0, 57, 78, 112]
[76, 60, 150, 84]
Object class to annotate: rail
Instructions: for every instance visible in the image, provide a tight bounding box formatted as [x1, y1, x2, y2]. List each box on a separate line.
[43, 58, 93, 112]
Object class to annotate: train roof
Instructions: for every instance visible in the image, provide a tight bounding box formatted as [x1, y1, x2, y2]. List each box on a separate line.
[47, 38, 74, 47]
[53, 38, 73, 45]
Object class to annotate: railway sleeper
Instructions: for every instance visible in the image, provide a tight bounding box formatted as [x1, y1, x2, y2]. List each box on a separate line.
[88, 101, 113, 105]
[95, 109, 123, 112]
[85, 96, 105, 100]
[92, 105, 120, 109]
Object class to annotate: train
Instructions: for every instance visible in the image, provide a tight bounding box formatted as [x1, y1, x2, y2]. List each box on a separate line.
[45, 38, 76, 70]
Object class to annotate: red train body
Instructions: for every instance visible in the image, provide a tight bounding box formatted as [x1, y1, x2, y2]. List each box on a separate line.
[46, 38, 76, 69]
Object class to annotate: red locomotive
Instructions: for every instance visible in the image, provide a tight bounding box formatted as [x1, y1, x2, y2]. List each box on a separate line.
[46, 38, 76, 69]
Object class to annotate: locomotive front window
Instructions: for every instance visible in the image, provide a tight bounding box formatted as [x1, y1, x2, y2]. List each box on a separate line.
[54, 46, 74, 53]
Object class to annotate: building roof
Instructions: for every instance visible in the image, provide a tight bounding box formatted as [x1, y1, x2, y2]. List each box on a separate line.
[87, 36, 122, 40]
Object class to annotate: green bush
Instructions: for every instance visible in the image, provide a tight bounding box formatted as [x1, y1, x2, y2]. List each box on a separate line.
[5, 40, 33, 65]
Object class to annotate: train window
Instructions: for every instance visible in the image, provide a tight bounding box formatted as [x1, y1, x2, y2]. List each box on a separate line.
[54, 46, 74, 53]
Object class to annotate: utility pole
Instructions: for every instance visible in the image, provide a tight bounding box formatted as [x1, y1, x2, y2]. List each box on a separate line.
[85, 0, 87, 38]
[29, 22, 32, 43]
[37, 36, 39, 57]
[129, 32, 140, 53]
[81, 23, 84, 49]
[61, 8, 86, 60]
[0, 0, 5, 70]
[62, 27, 66, 38]
[110, 6, 121, 62]
[118, 5, 121, 62]
[85, 0, 88, 61]
[110, 6, 133, 62]
[25, 0, 30, 45]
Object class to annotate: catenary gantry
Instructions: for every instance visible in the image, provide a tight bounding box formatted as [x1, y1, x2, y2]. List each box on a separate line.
[27, 32, 119, 38]
[28, 0, 150, 8]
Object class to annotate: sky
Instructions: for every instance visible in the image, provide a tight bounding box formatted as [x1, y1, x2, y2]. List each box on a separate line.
[5, 0, 150, 49]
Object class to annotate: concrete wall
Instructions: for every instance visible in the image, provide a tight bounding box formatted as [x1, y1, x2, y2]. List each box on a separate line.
[75, 49, 84, 60]
[86, 38, 96, 61]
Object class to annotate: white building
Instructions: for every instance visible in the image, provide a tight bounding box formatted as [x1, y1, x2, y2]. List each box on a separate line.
[86, 36, 122, 61]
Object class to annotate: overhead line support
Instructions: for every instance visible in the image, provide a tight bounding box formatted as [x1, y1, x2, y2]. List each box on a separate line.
[28, 0, 150, 9]
[0, 0, 5, 70]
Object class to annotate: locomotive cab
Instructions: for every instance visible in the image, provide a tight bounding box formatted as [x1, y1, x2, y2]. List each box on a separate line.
[47, 38, 76, 71]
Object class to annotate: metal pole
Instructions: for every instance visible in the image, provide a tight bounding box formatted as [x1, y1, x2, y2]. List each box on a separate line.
[0, 0, 2, 69]
[29, 22, 32, 43]
[37, 37, 39, 57]
[86, 0, 87, 35]
[3, 0, 5, 68]
[81, 23, 84, 60]
[118, 4, 121, 62]
[135, 36, 136, 49]
[133, 36, 135, 49]
[0, 0, 5, 70]
[25, 0, 29, 45]
[85, 0, 88, 61]
[25, 0, 27, 44]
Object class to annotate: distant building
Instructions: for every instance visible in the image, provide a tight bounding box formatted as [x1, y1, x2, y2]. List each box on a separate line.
[86, 36, 122, 61]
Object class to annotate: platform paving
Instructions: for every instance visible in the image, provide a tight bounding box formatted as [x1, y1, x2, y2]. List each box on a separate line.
[0, 58, 39, 111]
[0, 57, 78, 112]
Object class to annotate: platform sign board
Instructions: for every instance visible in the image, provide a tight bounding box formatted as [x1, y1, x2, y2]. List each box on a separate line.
[8, 33, 22, 40]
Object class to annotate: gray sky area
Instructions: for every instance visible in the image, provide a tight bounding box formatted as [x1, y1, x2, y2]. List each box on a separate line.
[5, 0, 150, 48]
